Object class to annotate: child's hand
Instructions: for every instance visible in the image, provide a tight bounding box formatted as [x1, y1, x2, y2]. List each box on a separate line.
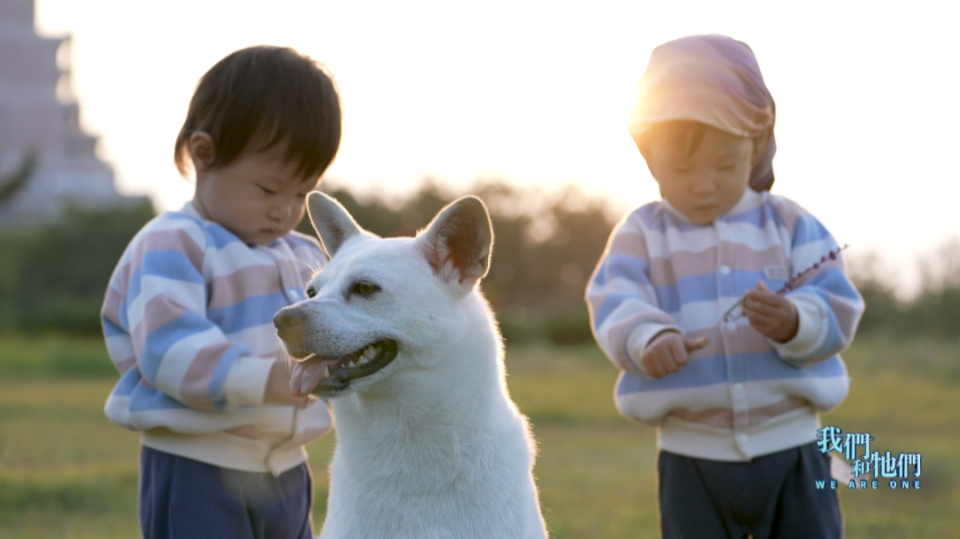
[641, 331, 710, 379]
[265, 360, 316, 409]
[743, 281, 799, 343]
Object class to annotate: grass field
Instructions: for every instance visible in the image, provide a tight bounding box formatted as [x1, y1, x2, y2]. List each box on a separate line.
[1, 335, 958, 538]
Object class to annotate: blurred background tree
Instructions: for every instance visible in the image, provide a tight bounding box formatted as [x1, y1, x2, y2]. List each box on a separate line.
[0, 199, 155, 334]
[0, 150, 37, 207]
[1, 180, 957, 344]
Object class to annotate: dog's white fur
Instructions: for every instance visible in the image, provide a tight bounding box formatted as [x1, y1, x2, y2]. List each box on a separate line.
[279, 193, 547, 539]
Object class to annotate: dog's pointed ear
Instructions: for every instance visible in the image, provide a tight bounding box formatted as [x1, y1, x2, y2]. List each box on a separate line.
[307, 192, 362, 259]
[417, 196, 493, 289]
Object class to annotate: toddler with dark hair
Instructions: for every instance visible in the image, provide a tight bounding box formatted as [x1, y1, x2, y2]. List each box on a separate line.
[587, 35, 864, 539]
[101, 45, 341, 539]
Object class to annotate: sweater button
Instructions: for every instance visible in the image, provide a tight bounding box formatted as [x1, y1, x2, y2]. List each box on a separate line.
[719, 265, 731, 275]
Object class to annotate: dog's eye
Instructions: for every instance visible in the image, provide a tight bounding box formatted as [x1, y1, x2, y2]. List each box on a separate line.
[306, 288, 316, 298]
[351, 282, 380, 296]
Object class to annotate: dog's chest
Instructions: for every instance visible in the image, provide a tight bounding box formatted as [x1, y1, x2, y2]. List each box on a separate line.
[325, 434, 535, 538]
[332, 396, 529, 491]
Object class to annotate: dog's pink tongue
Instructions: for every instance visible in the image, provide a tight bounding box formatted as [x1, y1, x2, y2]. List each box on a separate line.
[290, 357, 336, 396]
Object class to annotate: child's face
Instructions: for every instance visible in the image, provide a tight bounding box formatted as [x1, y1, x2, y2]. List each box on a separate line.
[192, 136, 318, 245]
[644, 126, 754, 225]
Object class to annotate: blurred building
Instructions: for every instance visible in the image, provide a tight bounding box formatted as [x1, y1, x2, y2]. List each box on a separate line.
[0, 0, 147, 228]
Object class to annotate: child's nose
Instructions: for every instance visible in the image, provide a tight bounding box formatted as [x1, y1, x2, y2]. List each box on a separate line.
[690, 177, 718, 195]
[269, 201, 295, 221]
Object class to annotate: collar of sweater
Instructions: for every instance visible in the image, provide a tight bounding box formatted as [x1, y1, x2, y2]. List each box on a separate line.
[659, 188, 763, 225]
[175, 201, 284, 249]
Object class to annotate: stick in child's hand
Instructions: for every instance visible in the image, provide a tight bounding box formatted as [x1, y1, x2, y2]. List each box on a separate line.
[722, 244, 850, 323]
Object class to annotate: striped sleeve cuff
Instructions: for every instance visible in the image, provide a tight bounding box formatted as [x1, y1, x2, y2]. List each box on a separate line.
[771, 293, 828, 363]
[626, 322, 680, 377]
[223, 356, 275, 407]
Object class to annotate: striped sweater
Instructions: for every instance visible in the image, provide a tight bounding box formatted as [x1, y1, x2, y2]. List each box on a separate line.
[586, 189, 864, 461]
[101, 202, 332, 475]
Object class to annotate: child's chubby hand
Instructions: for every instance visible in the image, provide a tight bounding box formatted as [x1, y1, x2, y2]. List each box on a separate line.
[743, 281, 799, 343]
[641, 331, 710, 379]
[265, 359, 317, 409]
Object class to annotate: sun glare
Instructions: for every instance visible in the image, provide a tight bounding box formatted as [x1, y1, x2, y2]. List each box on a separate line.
[30, 0, 960, 297]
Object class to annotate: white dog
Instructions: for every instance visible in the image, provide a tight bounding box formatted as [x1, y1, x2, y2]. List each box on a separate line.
[274, 192, 548, 539]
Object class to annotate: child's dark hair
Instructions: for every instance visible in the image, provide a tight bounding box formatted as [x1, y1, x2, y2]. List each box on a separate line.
[633, 120, 709, 160]
[174, 46, 342, 181]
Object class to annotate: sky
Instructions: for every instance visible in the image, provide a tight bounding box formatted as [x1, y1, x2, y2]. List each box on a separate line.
[34, 0, 960, 298]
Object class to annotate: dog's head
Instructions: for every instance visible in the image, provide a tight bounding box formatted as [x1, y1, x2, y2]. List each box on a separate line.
[275, 192, 494, 398]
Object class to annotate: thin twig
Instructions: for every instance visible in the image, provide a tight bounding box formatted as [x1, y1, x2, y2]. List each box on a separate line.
[722, 244, 850, 323]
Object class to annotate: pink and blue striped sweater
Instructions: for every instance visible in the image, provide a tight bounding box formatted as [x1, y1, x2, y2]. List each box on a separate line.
[587, 189, 864, 461]
[101, 202, 331, 475]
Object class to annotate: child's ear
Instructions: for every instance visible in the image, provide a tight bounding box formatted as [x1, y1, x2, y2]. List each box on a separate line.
[187, 131, 216, 173]
[751, 129, 772, 165]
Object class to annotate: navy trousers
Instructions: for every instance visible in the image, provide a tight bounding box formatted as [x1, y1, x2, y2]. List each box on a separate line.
[139, 446, 314, 539]
[658, 441, 843, 539]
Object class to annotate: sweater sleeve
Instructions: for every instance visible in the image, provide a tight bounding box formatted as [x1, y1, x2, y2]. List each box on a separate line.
[105, 222, 274, 410]
[586, 212, 680, 378]
[769, 200, 865, 367]
[284, 231, 328, 282]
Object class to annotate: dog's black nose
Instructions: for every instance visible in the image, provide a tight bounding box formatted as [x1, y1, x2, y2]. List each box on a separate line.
[274, 306, 304, 331]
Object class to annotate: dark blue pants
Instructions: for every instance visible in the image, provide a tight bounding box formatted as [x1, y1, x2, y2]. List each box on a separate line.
[658, 442, 843, 539]
[139, 446, 314, 539]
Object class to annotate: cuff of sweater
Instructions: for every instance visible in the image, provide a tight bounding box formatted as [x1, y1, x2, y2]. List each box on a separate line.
[224, 356, 274, 407]
[771, 293, 828, 363]
[626, 322, 680, 377]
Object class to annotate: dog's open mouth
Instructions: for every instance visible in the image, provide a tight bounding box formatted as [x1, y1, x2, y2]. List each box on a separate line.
[291, 339, 398, 396]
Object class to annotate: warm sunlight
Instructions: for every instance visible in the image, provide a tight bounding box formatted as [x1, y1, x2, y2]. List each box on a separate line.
[4, 3, 959, 537]
[32, 0, 960, 296]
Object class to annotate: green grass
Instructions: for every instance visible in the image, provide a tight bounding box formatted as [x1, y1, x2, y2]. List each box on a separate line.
[0, 333, 116, 378]
[0, 336, 957, 538]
